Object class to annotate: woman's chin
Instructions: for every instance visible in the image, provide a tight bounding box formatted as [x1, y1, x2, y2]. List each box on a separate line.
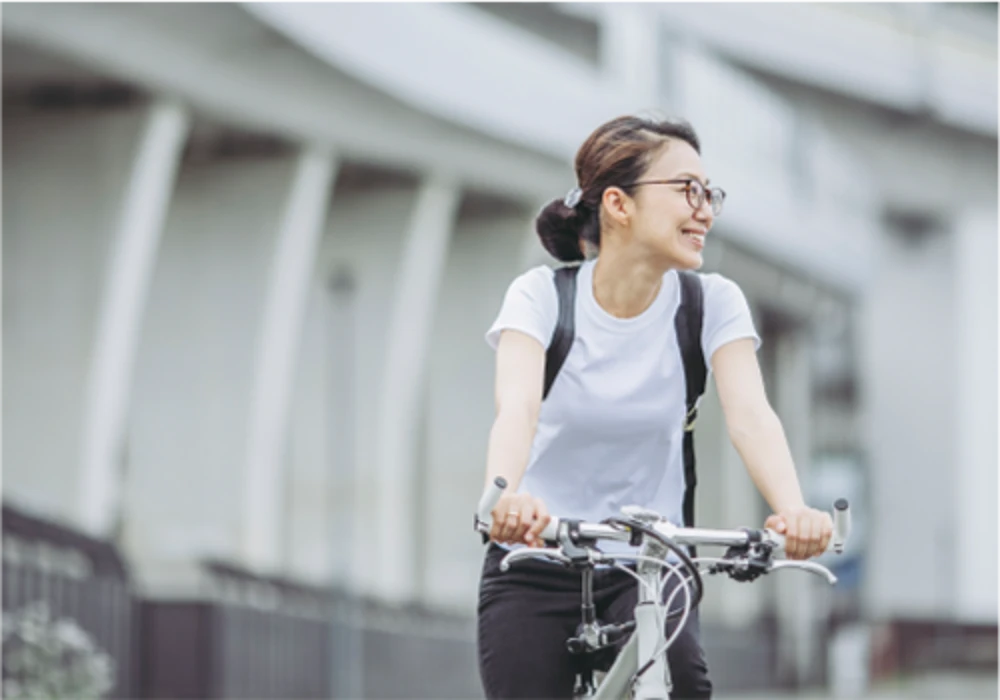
[676, 249, 704, 270]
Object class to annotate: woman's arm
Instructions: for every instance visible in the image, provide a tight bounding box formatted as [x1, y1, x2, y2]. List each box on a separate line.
[712, 338, 832, 559]
[485, 329, 551, 545]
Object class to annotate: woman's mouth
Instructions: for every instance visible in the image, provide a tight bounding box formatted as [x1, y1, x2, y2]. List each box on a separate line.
[682, 229, 705, 250]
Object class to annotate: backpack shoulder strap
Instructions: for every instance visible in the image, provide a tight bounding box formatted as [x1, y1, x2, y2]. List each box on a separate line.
[543, 265, 579, 400]
[675, 270, 707, 424]
[674, 270, 707, 538]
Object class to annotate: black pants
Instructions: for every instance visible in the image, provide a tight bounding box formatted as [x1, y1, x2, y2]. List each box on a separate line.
[477, 544, 712, 699]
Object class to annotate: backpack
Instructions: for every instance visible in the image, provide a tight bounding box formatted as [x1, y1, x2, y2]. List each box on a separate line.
[542, 265, 707, 551]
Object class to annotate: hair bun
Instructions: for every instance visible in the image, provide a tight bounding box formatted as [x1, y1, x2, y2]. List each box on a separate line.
[535, 198, 586, 262]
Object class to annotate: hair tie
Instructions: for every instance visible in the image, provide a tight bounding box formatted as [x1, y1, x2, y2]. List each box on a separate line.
[562, 186, 583, 209]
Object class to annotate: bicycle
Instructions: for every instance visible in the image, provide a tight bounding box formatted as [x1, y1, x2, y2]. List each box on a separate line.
[474, 477, 851, 700]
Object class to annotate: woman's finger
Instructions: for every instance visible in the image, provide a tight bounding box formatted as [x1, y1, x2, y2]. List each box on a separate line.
[782, 517, 795, 559]
[514, 500, 537, 544]
[491, 499, 516, 542]
[800, 511, 817, 559]
[788, 512, 805, 559]
[489, 510, 504, 543]
[498, 506, 521, 542]
[816, 512, 833, 557]
[804, 512, 821, 558]
[526, 500, 551, 546]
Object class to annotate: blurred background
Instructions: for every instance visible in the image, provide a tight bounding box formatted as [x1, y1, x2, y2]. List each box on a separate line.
[2, 2, 997, 699]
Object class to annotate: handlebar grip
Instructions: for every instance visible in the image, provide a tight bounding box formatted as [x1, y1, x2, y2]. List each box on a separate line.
[476, 476, 508, 529]
[832, 498, 850, 554]
[539, 516, 561, 542]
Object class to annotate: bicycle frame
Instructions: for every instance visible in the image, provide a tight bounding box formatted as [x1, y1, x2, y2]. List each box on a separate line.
[592, 633, 643, 700]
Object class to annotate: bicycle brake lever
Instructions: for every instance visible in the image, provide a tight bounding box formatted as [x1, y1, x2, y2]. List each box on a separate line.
[499, 547, 572, 572]
[769, 559, 838, 585]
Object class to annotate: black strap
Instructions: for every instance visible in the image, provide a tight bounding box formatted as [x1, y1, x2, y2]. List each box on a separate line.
[675, 271, 707, 550]
[543, 265, 579, 400]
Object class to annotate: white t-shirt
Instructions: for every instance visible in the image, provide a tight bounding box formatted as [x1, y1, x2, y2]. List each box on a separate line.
[485, 258, 760, 554]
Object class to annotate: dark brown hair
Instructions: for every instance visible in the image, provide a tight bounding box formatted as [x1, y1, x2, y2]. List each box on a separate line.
[536, 116, 701, 262]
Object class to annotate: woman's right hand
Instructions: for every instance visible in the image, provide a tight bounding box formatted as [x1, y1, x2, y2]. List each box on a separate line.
[490, 491, 551, 547]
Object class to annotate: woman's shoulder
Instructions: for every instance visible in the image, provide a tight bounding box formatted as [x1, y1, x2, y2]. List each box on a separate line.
[486, 265, 561, 350]
[504, 264, 558, 299]
[517, 264, 556, 284]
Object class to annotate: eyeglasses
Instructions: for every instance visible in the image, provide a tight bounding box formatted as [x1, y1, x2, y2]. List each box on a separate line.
[624, 179, 726, 216]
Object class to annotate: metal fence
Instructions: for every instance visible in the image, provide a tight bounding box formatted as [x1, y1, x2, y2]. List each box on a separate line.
[2, 503, 136, 698]
[0, 502, 484, 699]
[138, 561, 334, 699]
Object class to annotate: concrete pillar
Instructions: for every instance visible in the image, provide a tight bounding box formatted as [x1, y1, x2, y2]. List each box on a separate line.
[952, 209, 998, 622]
[3, 103, 152, 524]
[126, 151, 303, 593]
[370, 176, 461, 602]
[78, 101, 190, 536]
[241, 150, 338, 572]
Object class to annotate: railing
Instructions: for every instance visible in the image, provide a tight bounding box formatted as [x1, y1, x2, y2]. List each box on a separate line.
[2, 503, 136, 698]
[870, 618, 999, 679]
[138, 560, 334, 699]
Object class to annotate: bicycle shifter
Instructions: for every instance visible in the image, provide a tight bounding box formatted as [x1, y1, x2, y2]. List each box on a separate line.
[717, 540, 775, 582]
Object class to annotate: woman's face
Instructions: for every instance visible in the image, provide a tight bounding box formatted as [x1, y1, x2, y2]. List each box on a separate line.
[625, 140, 716, 270]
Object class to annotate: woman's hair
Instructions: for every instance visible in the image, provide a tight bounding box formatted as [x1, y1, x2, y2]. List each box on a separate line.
[536, 116, 701, 262]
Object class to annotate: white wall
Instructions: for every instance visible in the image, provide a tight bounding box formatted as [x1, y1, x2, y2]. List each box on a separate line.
[953, 209, 999, 622]
[125, 153, 297, 591]
[3, 106, 146, 524]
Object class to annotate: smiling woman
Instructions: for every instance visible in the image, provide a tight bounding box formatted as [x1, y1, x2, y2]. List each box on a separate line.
[477, 114, 835, 699]
[534, 116, 716, 270]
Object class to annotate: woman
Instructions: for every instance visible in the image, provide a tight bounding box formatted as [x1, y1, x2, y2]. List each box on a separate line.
[477, 115, 833, 699]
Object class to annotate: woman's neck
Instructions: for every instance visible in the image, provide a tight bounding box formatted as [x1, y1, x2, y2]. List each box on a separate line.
[591, 251, 667, 319]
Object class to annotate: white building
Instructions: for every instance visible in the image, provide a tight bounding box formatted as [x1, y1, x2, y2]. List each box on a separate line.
[3, 3, 995, 695]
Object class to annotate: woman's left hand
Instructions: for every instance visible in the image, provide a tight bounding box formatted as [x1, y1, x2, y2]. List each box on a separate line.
[764, 506, 833, 560]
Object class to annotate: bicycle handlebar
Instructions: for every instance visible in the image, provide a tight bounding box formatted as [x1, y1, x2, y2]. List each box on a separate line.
[475, 477, 851, 557]
[474, 476, 850, 683]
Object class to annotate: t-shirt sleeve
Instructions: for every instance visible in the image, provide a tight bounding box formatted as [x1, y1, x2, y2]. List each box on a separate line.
[485, 265, 559, 351]
[700, 273, 761, 365]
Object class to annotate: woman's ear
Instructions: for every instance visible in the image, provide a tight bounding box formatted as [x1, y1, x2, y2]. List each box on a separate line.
[601, 186, 632, 228]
